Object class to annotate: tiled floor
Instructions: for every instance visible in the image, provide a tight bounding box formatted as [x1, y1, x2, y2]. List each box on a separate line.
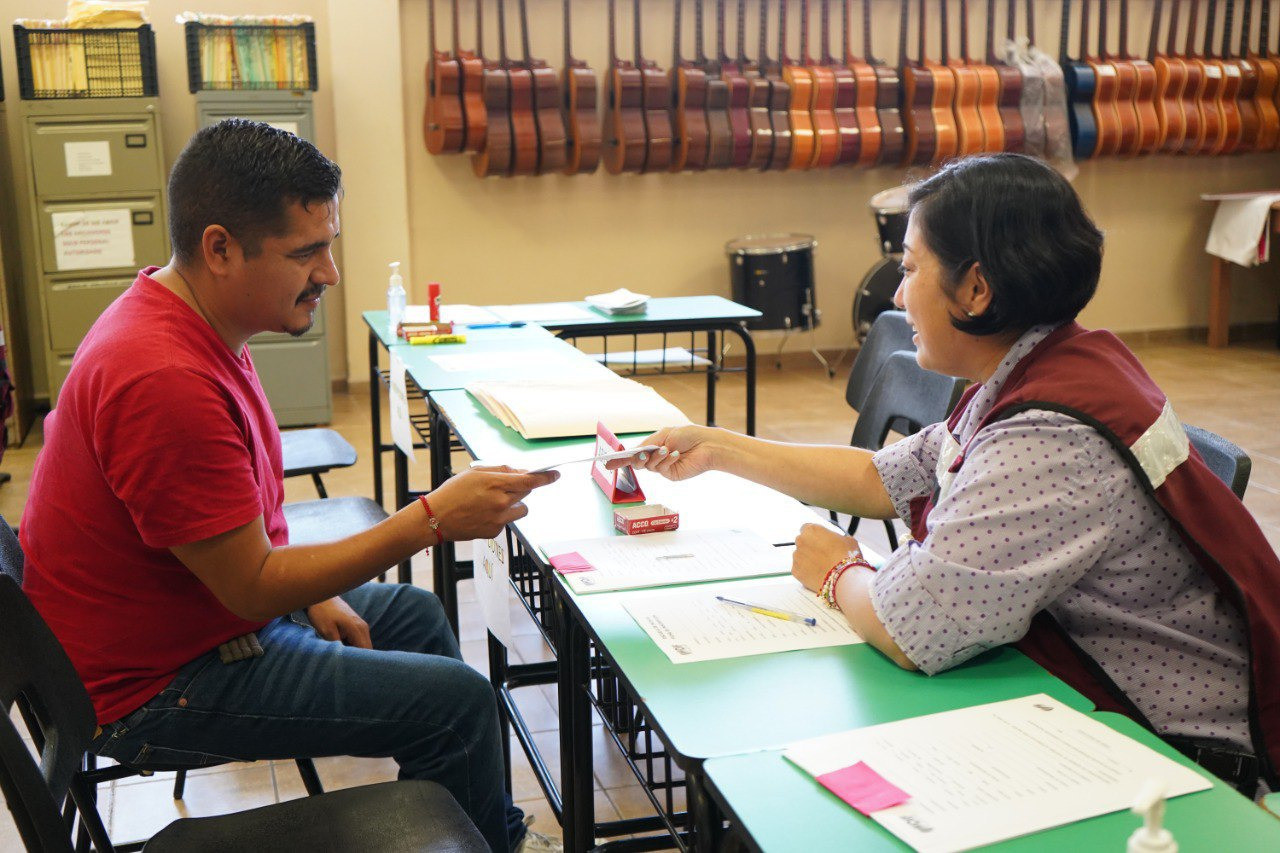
[3, 336, 1280, 852]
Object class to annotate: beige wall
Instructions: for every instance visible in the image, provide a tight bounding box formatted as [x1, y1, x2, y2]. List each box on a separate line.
[2, 0, 1278, 390]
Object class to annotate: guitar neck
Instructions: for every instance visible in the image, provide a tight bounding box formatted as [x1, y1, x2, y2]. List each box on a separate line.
[820, 0, 832, 62]
[674, 0, 684, 64]
[866, 0, 880, 62]
[1203, 0, 1217, 57]
[940, 0, 951, 63]
[1097, 0, 1108, 58]
[761, 0, 773, 65]
[1166, 0, 1180, 55]
[476, 0, 485, 59]
[608, 0, 618, 65]
[1185, 0, 1199, 55]
[717, 0, 730, 64]
[1007, 0, 1016, 43]
[1149, 0, 1164, 59]
[695, 0, 708, 63]
[1240, 0, 1252, 55]
[1119, 0, 1131, 57]
[918, 0, 927, 62]
[800, 0, 812, 63]
[518, 0, 533, 63]
[1220, 0, 1234, 58]
[1079, 0, 1089, 59]
[959, 0, 972, 62]
[451, 0, 462, 53]
[1262, 0, 1271, 56]
[429, 0, 438, 56]
[987, 0, 999, 62]
[634, 0, 645, 65]
[737, 0, 750, 64]
[1026, 0, 1036, 49]
[564, 0, 572, 64]
[779, 0, 791, 64]
[496, 0, 508, 65]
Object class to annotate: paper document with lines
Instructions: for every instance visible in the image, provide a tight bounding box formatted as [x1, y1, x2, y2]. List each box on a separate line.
[624, 576, 863, 663]
[542, 529, 789, 594]
[784, 694, 1210, 853]
[467, 375, 689, 440]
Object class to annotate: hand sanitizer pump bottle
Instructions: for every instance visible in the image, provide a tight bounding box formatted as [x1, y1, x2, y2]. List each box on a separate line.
[387, 262, 407, 335]
[1128, 779, 1177, 853]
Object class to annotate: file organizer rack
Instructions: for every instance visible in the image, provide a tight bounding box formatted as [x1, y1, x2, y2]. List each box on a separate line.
[187, 19, 330, 426]
[13, 25, 158, 99]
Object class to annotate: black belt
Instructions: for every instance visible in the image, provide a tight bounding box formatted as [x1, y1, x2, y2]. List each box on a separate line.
[1164, 735, 1260, 799]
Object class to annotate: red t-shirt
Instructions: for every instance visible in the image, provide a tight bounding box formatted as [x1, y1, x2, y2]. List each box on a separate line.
[21, 269, 286, 724]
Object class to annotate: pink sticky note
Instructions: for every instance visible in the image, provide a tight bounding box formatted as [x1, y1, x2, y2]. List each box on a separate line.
[815, 761, 911, 816]
[549, 552, 595, 574]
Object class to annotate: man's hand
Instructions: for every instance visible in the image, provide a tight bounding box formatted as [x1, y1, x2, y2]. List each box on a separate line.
[791, 524, 862, 593]
[607, 426, 717, 481]
[306, 596, 372, 648]
[427, 466, 560, 541]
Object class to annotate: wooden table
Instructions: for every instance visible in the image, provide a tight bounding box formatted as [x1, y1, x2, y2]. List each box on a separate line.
[1208, 199, 1280, 348]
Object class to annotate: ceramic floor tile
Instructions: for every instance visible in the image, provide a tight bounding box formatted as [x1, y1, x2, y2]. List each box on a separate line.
[108, 763, 277, 843]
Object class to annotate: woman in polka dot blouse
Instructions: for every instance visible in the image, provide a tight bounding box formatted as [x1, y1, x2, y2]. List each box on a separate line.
[624, 154, 1280, 797]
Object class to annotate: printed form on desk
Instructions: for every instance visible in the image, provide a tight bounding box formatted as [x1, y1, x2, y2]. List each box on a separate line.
[784, 694, 1211, 853]
[543, 529, 790, 594]
[624, 575, 863, 663]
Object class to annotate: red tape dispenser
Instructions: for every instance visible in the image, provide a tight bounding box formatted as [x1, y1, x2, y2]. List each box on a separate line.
[591, 421, 646, 504]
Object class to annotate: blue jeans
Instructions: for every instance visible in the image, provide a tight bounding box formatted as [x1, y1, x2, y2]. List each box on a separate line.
[92, 583, 524, 852]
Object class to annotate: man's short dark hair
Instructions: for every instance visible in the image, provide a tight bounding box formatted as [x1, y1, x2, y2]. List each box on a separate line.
[167, 119, 342, 264]
[907, 153, 1103, 337]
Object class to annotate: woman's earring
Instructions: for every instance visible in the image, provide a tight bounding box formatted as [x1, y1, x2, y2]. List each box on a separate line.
[965, 310, 977, 318]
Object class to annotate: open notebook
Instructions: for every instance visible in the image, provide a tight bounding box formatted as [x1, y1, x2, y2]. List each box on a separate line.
[466, 376, 689, 439]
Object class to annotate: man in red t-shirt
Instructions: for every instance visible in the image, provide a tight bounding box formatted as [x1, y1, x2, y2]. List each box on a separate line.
[21, 120, 557, 853]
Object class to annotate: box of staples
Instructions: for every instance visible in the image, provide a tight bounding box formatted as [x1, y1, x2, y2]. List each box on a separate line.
[613, 504, 679, 535]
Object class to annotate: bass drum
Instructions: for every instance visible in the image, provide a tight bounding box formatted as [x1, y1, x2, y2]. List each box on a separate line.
[852, 258, 901, 343]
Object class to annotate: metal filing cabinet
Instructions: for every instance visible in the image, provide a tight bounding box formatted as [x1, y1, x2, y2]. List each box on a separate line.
[194, 89, 330, 426]
[12, 98, 168, 406]
[0, 57, 35, 443]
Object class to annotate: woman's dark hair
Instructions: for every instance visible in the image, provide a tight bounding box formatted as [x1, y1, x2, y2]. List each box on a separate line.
[906, 153, 1103, 336]
[167, 119, 342, 264]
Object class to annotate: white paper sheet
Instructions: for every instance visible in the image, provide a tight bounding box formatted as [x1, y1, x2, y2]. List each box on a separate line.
[389, 353, 417, 461]
[624, 576, 863, 663]
[784, 694, 1211, 853]
[64, 140, 112, 177]
[591, 347, 712, 368]
[51, 208, 134, 271]
[441, 304, 502, 325]
[474, 533, 513, 647]
[426, 350, 603, 375]
[543, 529, 790, 594]
[1204, 193, 1280, 266]
[489, 302, 596, 323]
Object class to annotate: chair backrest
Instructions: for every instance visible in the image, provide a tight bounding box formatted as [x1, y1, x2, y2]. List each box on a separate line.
[851, 351, 968, 451]
[0, 571, 95, 853]
[1185, 424, 1252, 500]
[845, 310, 915, 412]
[0, 519, 22, 585]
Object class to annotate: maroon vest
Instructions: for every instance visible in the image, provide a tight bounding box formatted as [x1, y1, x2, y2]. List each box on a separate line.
[908, 323, 1280, 787]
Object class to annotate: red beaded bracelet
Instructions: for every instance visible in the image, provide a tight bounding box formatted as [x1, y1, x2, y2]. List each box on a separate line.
[418, 495, 444, 543]
[818, 552, 874, 611]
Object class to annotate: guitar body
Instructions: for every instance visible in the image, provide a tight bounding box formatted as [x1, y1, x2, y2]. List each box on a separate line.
[472, 66, 513, 177]
[721, 66, 753, 167]
[809, 66, 842, 167]
[458, 52, 486, 152]
[673, 64, 710, 171]
[603, 61, 648, 173]
[425, 53, 466, 154]
[529, 62, 567, 174]
[948, 62, 982, 156]
[507, 66, 539, 176]
[783, 64, 817, 168]
[1154, 54, 1188, 152]
[1194, 60, 1225, 154]
[872, 63, 905, 165]
[703, 75, 736, 168]
[829, 65, 861, 165]
[1130, 59, 1161, 154]
[849, 60, 882, 165]
[1062, 59, 1098, 159]
[639, 62, 676, 172]
[1216, 62, 1243, 154]
[1250, 56, 1279, 150]
[746, 73, 776, 169]
[972, 63, 1005, 153]
[563, 63, 602, 174]
[1235, 59, 1260, 151]
[1109, 61, 1141, 155]
[1178, 59, 1206, 153]
[1086, 59, 1121, 156]
[902, 64, 938, 165]
[764, 75, 794, 170]
[992, 62, 1024, 152]
[924, 61, 959, 163]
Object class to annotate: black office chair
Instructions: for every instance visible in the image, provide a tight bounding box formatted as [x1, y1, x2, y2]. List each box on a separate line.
[1185, 424, 1252, 500]
[848, 351, 968, 550]
[0, 573, 487, 853]
[845, 310, 915, 415]
[0, 519, 324, 852]
[281, 428, 358, 499]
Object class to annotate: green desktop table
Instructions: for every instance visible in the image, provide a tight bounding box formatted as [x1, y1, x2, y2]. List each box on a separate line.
[702, 714, 1279, 852]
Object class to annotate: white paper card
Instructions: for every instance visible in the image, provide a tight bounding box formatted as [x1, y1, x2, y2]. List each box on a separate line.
[389, 353, 417, 462]
[51, 209, 135, 271]
[544, 529, 790, 594]
[64, 141, 112, 177]
[267, 121, 300, 135]
[427, 350, 603, 375]
[441, 304, 502, 325]
[624, 576, 863, 663]
[489, 302, 596, 322]
[784, 694, 1212, 853]
[475, 534, 513, 647]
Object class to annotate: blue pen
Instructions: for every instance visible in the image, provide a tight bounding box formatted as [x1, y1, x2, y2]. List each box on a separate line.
[716, 595, 818, 626]
[465, 321, 527, 329]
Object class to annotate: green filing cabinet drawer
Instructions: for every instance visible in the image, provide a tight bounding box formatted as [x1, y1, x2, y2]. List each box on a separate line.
[44, 277, 131, 350]
[252, 337, 332, 427]
[38, 197, 166, 275]
[253, 299, 327, 343]
[27, 116, 162, 197]
[196, 103, 314, 142]
[47, 353, 74, 406]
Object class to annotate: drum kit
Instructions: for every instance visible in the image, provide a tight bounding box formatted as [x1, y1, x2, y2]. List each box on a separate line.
[856, 185, 910, 342]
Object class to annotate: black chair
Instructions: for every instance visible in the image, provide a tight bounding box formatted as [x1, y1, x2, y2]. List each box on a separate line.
[0, 519, 323, 852]
[0, 573, 487, 853]
[281, 428, 358, 499]
[1185, 424, 1252, 500]
[845, 310, 915, 415]
[848, 351, 968, 550]
[284, 496, 391, 545]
